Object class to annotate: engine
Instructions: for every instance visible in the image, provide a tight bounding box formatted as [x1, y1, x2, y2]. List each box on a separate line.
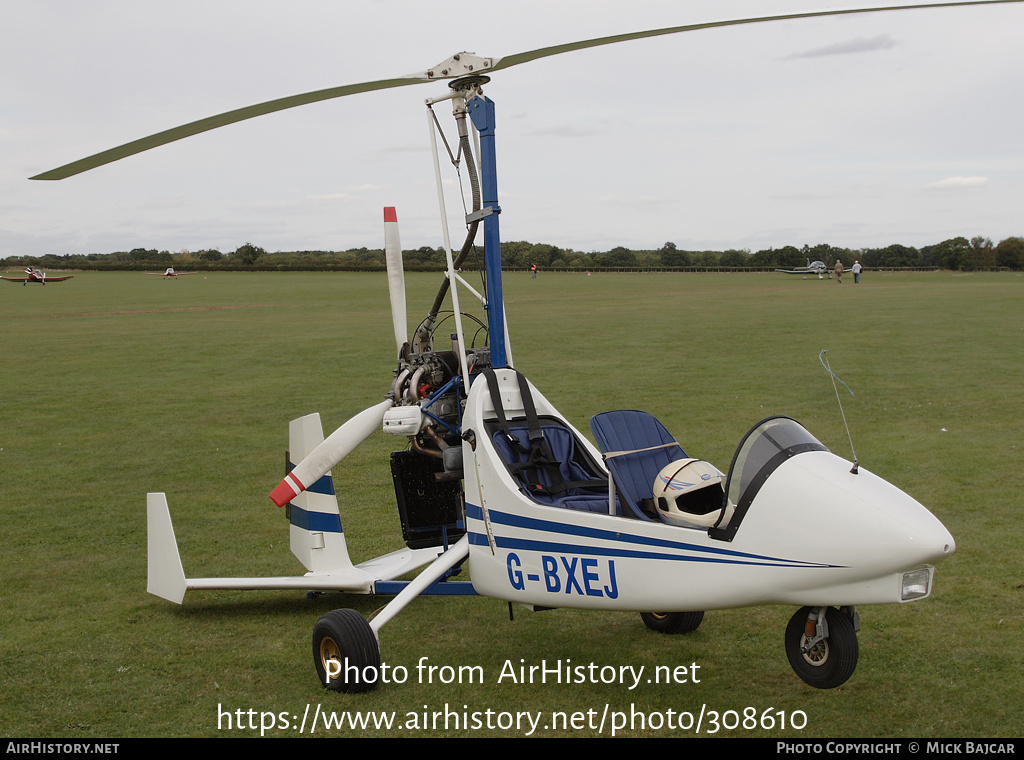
[383, 341, 489, 549]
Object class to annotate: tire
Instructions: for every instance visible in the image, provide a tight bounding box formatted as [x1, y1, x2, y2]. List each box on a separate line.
[640, 610, 705, 634]
[785, 606, 859, 689]
[312, 608, 381, 693]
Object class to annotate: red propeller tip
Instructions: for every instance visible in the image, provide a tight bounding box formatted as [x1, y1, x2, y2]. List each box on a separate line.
[384, 207, 398, 223]
[269, 474, 304, 507]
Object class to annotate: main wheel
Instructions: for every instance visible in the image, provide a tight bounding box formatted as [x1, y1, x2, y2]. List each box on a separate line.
[785, 606, 859, 689]
[312, 608, 381, 693]
[640, 610, 705, 634]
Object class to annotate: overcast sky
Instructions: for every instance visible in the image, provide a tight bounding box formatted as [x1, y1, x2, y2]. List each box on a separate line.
[3, 0, 1022, 259]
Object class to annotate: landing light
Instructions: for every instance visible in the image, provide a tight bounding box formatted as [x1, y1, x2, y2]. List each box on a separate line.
[901, 568, 933, 601]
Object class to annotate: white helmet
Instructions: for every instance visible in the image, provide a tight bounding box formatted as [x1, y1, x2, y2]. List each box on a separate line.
[652, 459, 727, 528]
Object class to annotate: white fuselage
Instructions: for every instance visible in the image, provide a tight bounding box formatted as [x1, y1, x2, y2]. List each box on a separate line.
[462, 370, 954, 612]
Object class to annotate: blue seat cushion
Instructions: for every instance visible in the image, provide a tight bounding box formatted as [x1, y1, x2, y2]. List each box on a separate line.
[590, 410, 688, 520]
[491, 423, 612, 513]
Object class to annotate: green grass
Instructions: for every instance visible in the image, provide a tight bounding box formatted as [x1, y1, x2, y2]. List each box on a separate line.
[1, 269, 1021, 738]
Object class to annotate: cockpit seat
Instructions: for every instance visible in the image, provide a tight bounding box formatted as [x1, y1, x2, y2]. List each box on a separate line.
[491, 423, 614, 513]
[480, 369, 615, 514]
[590, 409, 689, 521]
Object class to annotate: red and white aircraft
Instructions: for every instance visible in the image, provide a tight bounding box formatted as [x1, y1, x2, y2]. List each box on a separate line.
[1, 267, 74, 285]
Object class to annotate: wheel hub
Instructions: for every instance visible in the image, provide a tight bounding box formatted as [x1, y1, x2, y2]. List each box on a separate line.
[800, 635, 830, 666]
[319, 637, 340, 671]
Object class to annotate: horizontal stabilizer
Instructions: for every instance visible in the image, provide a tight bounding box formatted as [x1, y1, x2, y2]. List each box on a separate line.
[146, 492, 445, 604]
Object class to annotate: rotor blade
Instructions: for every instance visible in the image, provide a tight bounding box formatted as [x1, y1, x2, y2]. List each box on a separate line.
[269, 398, 393, 507]
[30, 77, 425, 180]
[489, 1, 1024, 73]
[31, 1, 1020, 181]
[383, 207, 408, 352]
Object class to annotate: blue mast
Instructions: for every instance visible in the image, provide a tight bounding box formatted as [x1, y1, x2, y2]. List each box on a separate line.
[467, 94, 508, 369]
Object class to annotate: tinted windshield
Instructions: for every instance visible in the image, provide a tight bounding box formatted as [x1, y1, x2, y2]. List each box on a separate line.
[726, 417, 827, 508]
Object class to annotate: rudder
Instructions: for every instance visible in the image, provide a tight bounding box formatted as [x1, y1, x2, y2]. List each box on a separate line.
[286, 413, 356, 573]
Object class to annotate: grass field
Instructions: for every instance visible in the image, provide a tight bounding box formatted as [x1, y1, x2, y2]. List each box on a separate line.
[1, 269, 1021, 738]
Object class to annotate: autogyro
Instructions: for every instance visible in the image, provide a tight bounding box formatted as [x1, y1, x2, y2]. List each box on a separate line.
[35, 2, 1005, 690]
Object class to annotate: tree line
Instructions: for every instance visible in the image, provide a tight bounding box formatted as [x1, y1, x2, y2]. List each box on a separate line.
[4, 235, 1023, 273]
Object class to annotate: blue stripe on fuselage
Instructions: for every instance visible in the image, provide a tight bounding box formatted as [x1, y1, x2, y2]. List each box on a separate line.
[465, 502, 839, 569]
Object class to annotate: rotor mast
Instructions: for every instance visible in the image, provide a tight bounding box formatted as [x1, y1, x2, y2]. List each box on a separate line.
[426, 75, 510, 372]
[465, 91, 508, 370]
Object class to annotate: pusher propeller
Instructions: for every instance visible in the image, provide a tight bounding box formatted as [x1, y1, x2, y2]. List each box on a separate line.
[30, 2, 1020, 181]
[270, 398, 394, 507]
[384, 207, 408, 353]
[270, 208, 407, 508]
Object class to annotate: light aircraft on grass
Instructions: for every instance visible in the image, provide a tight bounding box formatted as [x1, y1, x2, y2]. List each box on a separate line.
[775, 259, 830, 278]
[145, 267, 198, 278]
[34, 1, 1003, 692]
[1, 267, 74, 285]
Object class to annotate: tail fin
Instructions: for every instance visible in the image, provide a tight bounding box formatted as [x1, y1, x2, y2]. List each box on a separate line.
[147, 493, 188, 604]
[286, 413, 356, 574]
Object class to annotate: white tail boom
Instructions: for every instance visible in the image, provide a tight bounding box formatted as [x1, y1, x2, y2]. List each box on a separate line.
[146, 413, 443, 603]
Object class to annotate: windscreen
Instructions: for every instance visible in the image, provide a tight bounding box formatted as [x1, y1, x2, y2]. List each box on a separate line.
[726, 417, 827, 508]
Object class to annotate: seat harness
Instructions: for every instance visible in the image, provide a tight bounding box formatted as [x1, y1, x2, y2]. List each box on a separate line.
[482, 369, 606, 497]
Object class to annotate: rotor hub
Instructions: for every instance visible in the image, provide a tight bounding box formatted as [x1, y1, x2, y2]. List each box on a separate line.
[423, 52, 495, 80]
[450, 75, 490, 93]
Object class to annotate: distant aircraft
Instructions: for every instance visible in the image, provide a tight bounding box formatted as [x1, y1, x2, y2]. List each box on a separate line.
[775, 260, 830, 279]
[1, 267, 74, 285]
[146, 267, 197, 278]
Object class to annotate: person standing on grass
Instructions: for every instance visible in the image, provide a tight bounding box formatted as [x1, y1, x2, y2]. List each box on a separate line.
[852, 260, 862, 284]
[834, 259, 844, 284]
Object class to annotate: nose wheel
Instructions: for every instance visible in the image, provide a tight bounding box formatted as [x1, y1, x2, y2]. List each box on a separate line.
[785, 606, 859, 689]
